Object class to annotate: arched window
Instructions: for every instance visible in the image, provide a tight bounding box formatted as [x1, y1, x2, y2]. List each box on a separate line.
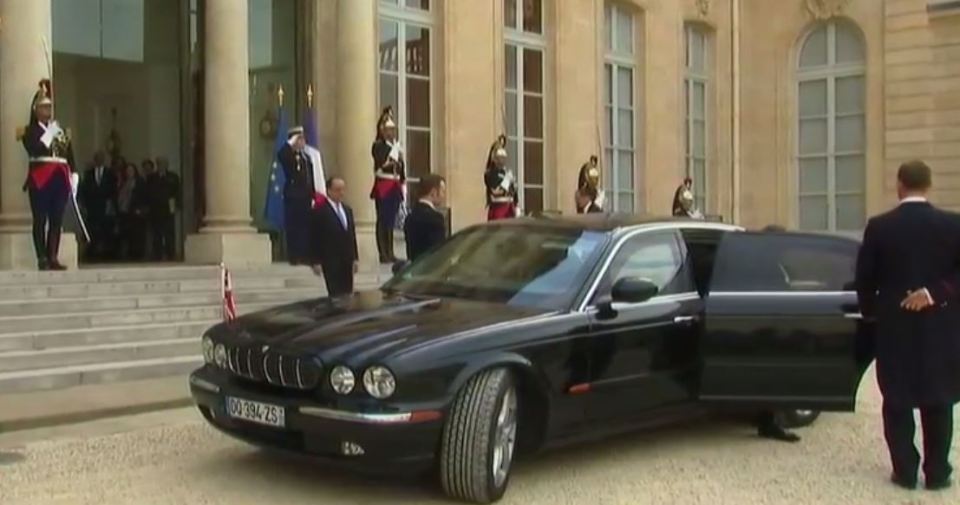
[797, 21, 866, 231]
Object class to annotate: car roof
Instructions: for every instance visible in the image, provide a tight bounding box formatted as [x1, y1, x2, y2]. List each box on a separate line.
[494, 213, 741, 233]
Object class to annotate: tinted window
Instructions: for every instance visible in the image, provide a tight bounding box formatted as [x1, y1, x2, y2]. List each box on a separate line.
[593, 231, 692, 301]
[384, 224, 608, 310]
[711, 232, 858, 292]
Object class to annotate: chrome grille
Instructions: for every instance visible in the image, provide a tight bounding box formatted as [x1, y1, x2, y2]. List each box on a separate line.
[226, 345, 322, 390]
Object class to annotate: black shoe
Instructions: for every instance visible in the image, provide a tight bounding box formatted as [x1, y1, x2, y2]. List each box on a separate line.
[926, 478, 952, 491]
[891, 474, 918, 490]
[48, 261, 67, 271]
[758, 425, 801, 443]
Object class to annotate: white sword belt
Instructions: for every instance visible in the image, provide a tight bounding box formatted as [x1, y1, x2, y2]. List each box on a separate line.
[490, 196, 514, 204]
[375, 172, 400, 181]
[29, 156, 69, 164]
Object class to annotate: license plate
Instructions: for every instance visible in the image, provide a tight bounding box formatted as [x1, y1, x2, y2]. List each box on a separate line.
[226, 397, 286, 428]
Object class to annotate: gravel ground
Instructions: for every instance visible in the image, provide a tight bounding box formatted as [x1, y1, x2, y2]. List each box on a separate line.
[1, 370, 958, 505]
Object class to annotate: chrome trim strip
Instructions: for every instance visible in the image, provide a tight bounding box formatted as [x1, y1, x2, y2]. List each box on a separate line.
[844, 313, 864, 320]
[245, 349, 253, 379]
[300, 407, 417, 424]
[263, 354, 272, 384]
[189, 375, 220, 393]
[583, 292, 702, 313]
[296, 360, 304, 389]
[278, 355, 286, 386]
[576, 223, 742, 312]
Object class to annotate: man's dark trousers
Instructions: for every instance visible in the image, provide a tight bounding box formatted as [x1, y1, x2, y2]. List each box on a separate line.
[883, 403, 954, 485]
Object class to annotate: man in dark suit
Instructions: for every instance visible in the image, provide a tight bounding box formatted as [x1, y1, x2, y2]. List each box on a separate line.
[80, 151, 117, 261]
[404, 174, 447, 261]
[145, 157, 181, 261]
[576, 187, 603, 214]
[313, 176, 359, 298]
[855, 160, 960, 491]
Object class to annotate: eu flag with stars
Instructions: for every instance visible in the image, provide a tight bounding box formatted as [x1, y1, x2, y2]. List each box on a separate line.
[264, 107, 288, 231]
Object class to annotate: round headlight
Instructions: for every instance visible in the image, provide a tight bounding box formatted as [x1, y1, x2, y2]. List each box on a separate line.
[202, 336, 215, 364]
[329, 366, 356, 395]
[363, 366, 396, 399]
[214, 343, 227, 369]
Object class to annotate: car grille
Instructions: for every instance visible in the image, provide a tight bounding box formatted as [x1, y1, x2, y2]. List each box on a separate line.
[225, 345, 322, 390]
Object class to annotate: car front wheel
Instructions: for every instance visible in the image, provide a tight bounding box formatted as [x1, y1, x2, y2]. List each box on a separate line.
[440, 368, 518, 504]
[776, 409, 821, 429]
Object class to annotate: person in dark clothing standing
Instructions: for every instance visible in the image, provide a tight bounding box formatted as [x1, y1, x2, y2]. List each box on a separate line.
[484, 134, 519, 221]
[80, 151, 117, 262]
[21, 79, 74, 270]
[404, 174, 447, 262]
[575, 187, 602, 214]
[313, 177, 359, 298]
[145, 157, 181, 261]
[278, 126, 317, 266]
[117, 163, 147, 261]
[856, 160, 960, 491]
[370, 107, 406, 264]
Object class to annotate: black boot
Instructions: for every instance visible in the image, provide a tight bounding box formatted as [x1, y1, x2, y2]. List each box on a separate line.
[757, 412, 800, 443]
[385, 228, 396, 262]
[47, 228, 66, 271]
[376, 224, 390, 264]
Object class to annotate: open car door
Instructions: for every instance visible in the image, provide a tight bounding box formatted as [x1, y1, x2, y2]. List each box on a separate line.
[699, 231, 873, 412]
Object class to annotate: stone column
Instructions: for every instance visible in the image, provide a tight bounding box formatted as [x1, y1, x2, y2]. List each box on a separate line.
[0, 0, 77, 270]
[336, 0, 378, 269]
[185, 0, 271, 267]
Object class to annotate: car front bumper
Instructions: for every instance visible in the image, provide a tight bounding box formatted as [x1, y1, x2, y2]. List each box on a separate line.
[189, 366, 443, 476]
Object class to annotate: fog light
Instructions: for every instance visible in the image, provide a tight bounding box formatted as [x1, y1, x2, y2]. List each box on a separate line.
[341, 441, 365, 456]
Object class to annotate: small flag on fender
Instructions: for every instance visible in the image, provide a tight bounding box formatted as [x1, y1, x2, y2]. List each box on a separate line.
[221, 263, 237, 322]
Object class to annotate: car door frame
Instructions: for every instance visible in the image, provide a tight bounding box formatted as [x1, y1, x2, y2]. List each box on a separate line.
[572, 224, 738, 422]
[698, 231, 868, 412]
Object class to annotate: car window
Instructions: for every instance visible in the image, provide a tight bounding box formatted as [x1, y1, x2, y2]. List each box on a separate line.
[711, 232, 858, 292]
[385, 224, 608, 310]
[593, 231, 692, 302]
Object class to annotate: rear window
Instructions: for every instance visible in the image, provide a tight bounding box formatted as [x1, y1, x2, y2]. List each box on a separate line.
[711, 232, 858, 292]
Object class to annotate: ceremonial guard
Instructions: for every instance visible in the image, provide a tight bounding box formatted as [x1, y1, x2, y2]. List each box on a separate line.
[672, 177, 703, 219]
[370, 107, 406, 263]
[577, 155, 605, 211]
[484, 135, 519, 221]
[20, 79, 76, 270]
[278, 126, 317, 265]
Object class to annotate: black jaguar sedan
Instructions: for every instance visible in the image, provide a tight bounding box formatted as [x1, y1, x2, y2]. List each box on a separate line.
[190, 215, 872, 504]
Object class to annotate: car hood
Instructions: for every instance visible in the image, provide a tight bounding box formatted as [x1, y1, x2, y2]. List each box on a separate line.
[214, 289, 551, 362]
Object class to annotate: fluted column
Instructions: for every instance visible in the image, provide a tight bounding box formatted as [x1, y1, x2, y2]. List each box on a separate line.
[185, 0, 271, 266]
[336, 0, 378, 267]
[0, 0, 77, 269]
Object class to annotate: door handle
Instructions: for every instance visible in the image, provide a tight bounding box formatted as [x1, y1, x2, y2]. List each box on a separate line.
[843, 312, 863, 320]
[673, 315, 699, 325]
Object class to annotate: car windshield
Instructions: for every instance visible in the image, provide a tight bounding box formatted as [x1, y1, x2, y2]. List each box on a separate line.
[384, 224, 608, 310]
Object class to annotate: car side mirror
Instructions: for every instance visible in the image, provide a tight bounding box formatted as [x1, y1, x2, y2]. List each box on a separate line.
[611, 277, 659, 304]
[392, 260, 410, 275]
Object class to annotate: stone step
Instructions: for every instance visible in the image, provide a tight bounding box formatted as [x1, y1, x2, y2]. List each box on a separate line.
[0, 301, 282, 334]
[0, 264, 392, 287]
[0, 355, 202, 394]
[0, 287, 323, 318]
[0, 321, 215, 353]
[0, 338, 197, 373]
[0, 272, 381, 300]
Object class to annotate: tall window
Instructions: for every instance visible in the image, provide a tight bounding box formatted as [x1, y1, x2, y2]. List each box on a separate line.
[505, 0, 545, 214]
[604, 4, 636, 213]
[797, 21, 865, 231]
[684, 25, 709, 213]
[379, 0, 433, 199]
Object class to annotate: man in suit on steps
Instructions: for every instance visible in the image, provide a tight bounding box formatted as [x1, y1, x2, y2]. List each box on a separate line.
[404, 174, 447, 262]
[313, 176, 359, 298]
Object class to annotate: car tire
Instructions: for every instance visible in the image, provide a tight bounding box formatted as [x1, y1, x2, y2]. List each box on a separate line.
[440, 368, 518, 504]
[776, 409, 821, 429]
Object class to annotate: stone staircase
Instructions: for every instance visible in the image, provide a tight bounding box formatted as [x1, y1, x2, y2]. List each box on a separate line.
[0, 264, 389, 395]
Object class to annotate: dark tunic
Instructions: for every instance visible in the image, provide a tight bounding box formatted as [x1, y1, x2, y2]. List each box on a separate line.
[855, 201, 960, 407]
[485, 165, 517, 221]
[370, 139, 406, 226]
[278, 143, 318, 264]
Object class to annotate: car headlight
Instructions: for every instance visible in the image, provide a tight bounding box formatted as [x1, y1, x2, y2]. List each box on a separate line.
[202, 336, 215, 364]
[214, 343, 227, 369]
[363, 366, 396, 399]
[329, 366, 356, 395]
